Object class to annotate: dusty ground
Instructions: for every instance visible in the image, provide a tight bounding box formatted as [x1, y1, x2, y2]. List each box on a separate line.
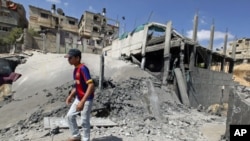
[0, 51, 227, 141]
[233, 63, 250, 87]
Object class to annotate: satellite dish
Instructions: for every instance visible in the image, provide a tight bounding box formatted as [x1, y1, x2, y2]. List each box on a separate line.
[57, 8, 64, 15]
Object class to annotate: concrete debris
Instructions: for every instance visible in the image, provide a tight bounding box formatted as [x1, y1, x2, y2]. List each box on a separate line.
[43, 117, 118, 129]
[0, 52, 232, 141]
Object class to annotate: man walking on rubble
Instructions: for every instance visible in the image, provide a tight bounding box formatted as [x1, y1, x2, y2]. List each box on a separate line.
[65, 48, 95, 141]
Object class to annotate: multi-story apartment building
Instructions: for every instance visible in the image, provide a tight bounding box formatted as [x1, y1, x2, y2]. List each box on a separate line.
[78, 11, 119, 51]
[29, 4, 78, 34]
[227, 38, 250, 63]
[28, 4, 79, 53]
[0, 0, 28, 36]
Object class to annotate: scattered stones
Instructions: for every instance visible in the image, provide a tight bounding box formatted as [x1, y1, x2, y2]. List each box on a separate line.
[0, 61, 230, 141]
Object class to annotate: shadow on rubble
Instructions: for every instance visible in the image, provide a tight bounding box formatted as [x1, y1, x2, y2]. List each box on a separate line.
[92, 135, 122, 141]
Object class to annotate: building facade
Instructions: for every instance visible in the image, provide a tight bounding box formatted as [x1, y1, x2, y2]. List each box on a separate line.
[0, 0, 28, 36]
[78, 11, 119, 53]
[29, 5, 78, 34]
[227, 38, 250, 63]
[28, 4, 79, 53]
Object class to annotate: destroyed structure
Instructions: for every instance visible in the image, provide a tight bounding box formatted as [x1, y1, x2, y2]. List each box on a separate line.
[226, 38, 250, 63]
[103, 16, 235, 108]
[0, 2, 250, 140]
[78, 10, 119, 54]
[29, 5, 78, 33]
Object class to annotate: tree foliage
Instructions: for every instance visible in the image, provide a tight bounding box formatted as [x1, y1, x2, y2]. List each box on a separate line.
[28, 28, 40, 37]
[0, 27, 23, 45]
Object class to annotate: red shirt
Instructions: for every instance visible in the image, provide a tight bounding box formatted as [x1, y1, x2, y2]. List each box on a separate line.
[73, 64, 94, 100]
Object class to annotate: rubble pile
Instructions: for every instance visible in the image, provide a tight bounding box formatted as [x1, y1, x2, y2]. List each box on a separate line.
[0, 81, 73, 140]
[0, 52, 228, 141]
[0, 76, 226, 141]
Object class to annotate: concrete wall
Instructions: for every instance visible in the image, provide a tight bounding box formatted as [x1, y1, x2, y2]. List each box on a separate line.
[23, 28, 81, 53]
[23, 28, 34, 50]
[188, 67, 235, 107]
[224, 87, 250, 140]
[103, 29, 145, 58]
[0, 45, 10, 53]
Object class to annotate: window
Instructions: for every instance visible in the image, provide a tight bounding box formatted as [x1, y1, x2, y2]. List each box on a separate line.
[93, 27, 99, 33]
[93, 15, 99, 21]
[245, 42, 249, 46]
[40, 13, 48, 19]
[0, 11, 11, 17]
[87, 39, 95, 46]
[53, 17, 59, 24]
[69, 20, 75, 25]
[96, 40, 101, 45]
[0, 26, 11, 32]
[103, 19, 106, 24]
[108, 32, 113, 35]
[93, 15, 101, 24]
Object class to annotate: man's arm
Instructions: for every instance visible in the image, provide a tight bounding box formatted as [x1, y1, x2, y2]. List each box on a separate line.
[66, 88, 76, 105]
[80, 82, 94, 103]
[76, 82, 94, 111]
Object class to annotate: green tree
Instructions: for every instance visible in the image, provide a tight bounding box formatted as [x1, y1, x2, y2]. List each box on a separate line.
[28, 28, 40, 37]
[1, 27, 23, 45]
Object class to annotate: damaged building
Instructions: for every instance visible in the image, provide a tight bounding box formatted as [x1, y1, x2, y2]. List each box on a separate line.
[28, 4, 79, 53]
[78, 10, 119, 54]
[0, 0, 28, 35]
[226, 38, 250, 64]
[28, 5, 78, 33]
[103, 15, 236, 108]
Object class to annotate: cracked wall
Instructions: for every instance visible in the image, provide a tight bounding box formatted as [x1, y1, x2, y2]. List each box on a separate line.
[188, 67, 235, 107]
[225, 86, 250, 139]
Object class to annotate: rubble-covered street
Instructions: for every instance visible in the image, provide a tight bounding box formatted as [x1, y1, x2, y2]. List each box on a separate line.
[0, 52, 228, 141]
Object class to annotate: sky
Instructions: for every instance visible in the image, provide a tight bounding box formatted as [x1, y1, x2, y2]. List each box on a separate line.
[12, 0, 250, 49]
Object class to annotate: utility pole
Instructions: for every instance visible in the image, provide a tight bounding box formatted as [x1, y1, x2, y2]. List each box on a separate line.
[56, 7, 64, 53]
[42, 33, 46, 53]
[99, 8, 106, 90]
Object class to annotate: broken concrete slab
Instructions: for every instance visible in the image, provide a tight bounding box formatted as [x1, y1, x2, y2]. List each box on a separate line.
[44, 117, 118, 129]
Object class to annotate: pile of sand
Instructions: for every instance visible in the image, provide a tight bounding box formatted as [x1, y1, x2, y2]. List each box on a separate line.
[233, 64, 250, 87]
